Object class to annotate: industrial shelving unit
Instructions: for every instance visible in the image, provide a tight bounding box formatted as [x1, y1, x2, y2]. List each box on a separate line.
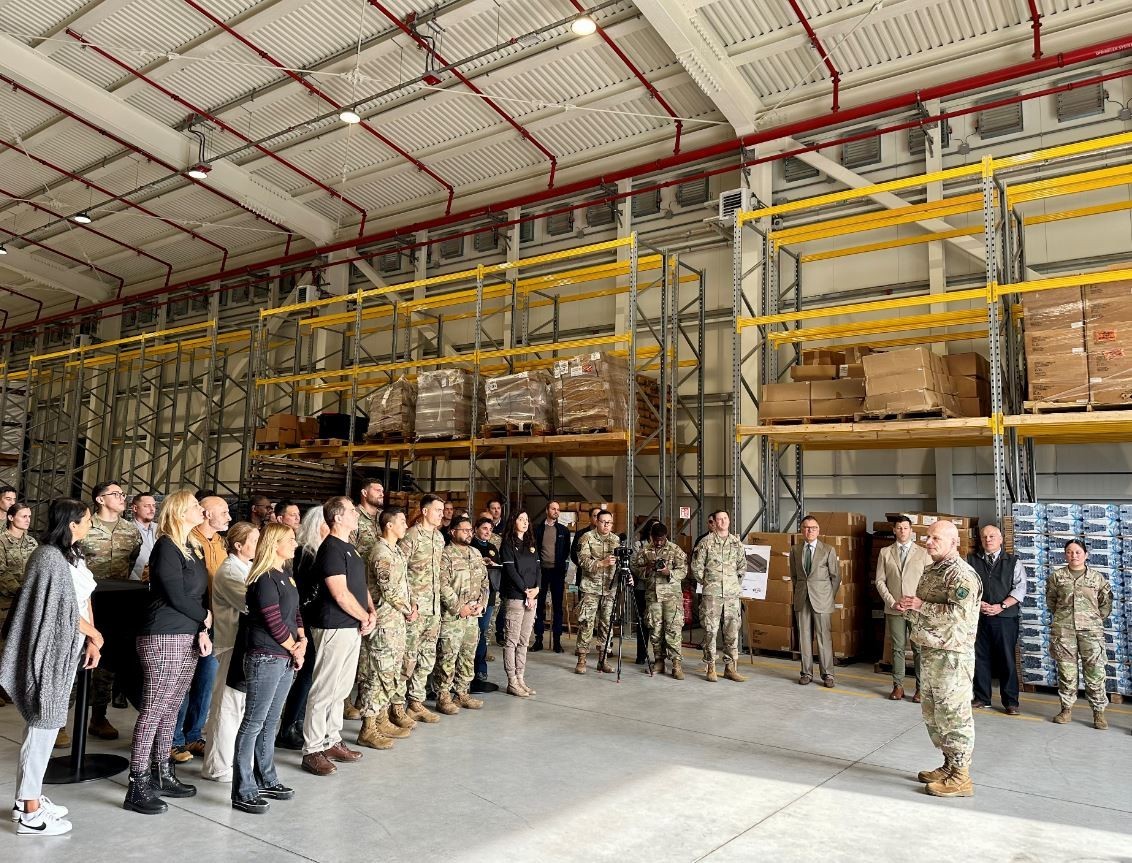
[732, 129, 1132, 534]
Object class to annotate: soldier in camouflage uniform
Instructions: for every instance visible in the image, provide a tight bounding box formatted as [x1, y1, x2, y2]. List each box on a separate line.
[80, 481, 141, 739]
[433, 516, 490, 713]
[690, 511, 747, 683]
[352, 480, 383, 564]
[632, 522, 687, 679]
[1047, 539, 1113, 729]
[898, 520, 982, 798]
[575, 511, 620, 674]
[398, 495, 446, 723]
[356, 506, 418, 749]
[0, 501, 36, 705]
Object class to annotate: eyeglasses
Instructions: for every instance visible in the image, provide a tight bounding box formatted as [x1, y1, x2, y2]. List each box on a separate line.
[102, 491, 125, 498]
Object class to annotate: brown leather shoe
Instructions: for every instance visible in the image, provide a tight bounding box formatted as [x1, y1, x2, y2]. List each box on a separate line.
[456, 693, 484, 710]
[888, 685, 905, 701]
[324, 741, 363, 763]
[1005, 705, 1020, 716]
[798, 674, 812, 686]
[971, 699, 989, 709]
[912, 687, 922, 703]
[301, 752, 336, 776]
[170, 746, 193, 763]
[186, 739, 206, 757]
[822, 675, 835, 688]
[89, 715, 119, 740]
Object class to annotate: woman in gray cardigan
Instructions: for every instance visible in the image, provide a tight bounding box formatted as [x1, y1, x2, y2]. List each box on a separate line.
[0, 498, 103, 836]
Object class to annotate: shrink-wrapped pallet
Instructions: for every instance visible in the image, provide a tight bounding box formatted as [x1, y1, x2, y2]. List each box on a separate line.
[553, 352, 630, 433]
[484, 370, 553, 433]
[415, 369, 475, 440]
[365, 377, 416, 439]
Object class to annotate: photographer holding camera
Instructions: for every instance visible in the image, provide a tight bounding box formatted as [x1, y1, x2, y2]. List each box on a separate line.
[632, 522, 687, 679]
[575, 511, 620, 674]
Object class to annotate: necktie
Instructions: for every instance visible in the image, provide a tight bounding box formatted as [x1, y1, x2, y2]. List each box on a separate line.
[899, 544, 909, 570]
[803, 543, 812, 575]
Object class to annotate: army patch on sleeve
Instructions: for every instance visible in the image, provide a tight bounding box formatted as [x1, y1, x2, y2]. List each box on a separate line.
[956, 586, 969, 599]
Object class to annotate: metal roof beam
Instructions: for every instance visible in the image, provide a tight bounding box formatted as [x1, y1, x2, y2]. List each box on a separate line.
[0, 245, 111, 301]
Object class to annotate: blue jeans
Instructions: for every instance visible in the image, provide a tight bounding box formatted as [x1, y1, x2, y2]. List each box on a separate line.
[173, 652, 218, 747]
[233, 653, 294, 802]
[475, 603, 494, 679]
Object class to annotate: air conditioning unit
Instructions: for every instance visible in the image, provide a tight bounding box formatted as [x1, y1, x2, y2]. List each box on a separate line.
[718, 188, 753, 222]
[297, 283, 320, 304]
[72, 333, 95, 349]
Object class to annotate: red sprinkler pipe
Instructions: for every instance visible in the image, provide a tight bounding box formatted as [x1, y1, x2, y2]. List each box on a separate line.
[367, 2, 559, 188]
[180, 0, 456, 216]
[0, 225, 125, 292]
[568, 0, 683, 154]
[786, 0, 841, 112]
[0, 286, 43, 321]
[0, 139, 228, 270]
[67, 29, 369, 236]
[0, 187, 174, 287]
[1028, 0, 1043, 59]
[0, 73, 290, 236]
[7, 31, 1132, 334]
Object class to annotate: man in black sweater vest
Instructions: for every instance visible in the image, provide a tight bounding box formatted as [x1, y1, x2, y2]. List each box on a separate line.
[965, 524, 1028, 715]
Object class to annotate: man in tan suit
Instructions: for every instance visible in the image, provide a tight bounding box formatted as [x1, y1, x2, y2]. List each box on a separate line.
[874, 515, 931, 702]
[790, 515, 840, 687]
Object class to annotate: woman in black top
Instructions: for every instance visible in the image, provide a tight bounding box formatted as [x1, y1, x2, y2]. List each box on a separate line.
[232, 523, 304, 813]
[125, 490, 211, 816]
[500, 511, 540, 698]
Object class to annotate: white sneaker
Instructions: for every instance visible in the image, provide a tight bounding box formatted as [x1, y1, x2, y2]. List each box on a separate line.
[17, 807, 72, 836]
[11, 796, 69, 822]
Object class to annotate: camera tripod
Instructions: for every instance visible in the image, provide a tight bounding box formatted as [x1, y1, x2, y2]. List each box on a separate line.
[598, 547, 654, 682]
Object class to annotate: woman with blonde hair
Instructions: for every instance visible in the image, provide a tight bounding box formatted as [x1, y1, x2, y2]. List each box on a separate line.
[200, 521, 259, 782]
[230, 523, 304, 813]
[124, 490, 211, 815]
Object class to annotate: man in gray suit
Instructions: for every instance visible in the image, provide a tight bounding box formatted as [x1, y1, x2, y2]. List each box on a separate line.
[790, 515, 840, 687]
[874, 515, 932, 702]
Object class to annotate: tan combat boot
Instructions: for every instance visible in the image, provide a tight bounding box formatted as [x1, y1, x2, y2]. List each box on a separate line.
[597, 654, 614, 674]
[407, 700, 440, 723]
[456, 693, 484, 710]
[343, 697, 362, 721]
[1052, 707, 1073, 724]
[519, 679, 536, 696]
[574, 653, 587, 674]
[378, 706, 410, 738]
[672, 661, 684, 680]
[723, 663, 748, 682]
[917, 756, 950, 783]
[506, 679, 529, 698]
[651, 658, 666, 675]
[356, 716, 392, 750]
[435, 692, 460, 716]
[1093, 710, 1108, 730]
[388, 703, 417, 730]
[705, 665, 718, 682]
[925, 766, 974, 798]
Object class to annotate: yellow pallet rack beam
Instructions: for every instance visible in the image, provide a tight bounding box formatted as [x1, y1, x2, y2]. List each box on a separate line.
[799, 226, 983, 262]
[735, 416, 995, 449]
[30, 321, 215, 364]
[1024, 198, 1132, 226]
[772, 194, 982, 248]
[767, 309, 986, 345]
[736, 285, 988, 331]
[995, 265, 1132, 299]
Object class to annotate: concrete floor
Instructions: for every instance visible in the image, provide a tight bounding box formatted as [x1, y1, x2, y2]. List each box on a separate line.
[1, 645, 1129, 863]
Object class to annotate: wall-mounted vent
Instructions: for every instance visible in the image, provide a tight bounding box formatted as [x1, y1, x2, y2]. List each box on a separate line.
[586, 201, 616, 227]
[439, 234, 463, 260]
[675, 176, 709, 207]
[546, 211, 574, 236]
[976, 93, 1023, 138]
[783, 157, 820, 182]
[378, 251, 400, 273]
[473, 228, 498, 253]
[519, 219, 535, 244]
[842, 130, 881, 169]
[1056, 80, 1105, 122]
[632, 188, 661, 218]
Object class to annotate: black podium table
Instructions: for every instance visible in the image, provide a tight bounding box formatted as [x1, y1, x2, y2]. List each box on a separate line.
[45, 580, 148, 784]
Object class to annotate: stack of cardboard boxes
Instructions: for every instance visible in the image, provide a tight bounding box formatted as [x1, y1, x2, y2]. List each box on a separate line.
[254, 412, 319, 448]
[760, 347, 871, 421]
[1085, 280, 1132, 404]
[861, 347, 990, 417]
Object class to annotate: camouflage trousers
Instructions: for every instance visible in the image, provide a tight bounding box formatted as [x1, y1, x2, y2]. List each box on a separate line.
[435, 615, 479, 696]
[699, 594, 740, 667]
[357, 623, 407, 716]
[1051, 631, 1108, 712]
[403, 613, 441, 704]
[920, 648, 975, 768]
[575, 590, 614, 656]
[646, 593, 684, 663]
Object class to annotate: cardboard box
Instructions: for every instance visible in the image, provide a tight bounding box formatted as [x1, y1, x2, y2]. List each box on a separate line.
[843, 346, 873, 364]
[807, 512, 866, 537]
[764, 577, 793, 604]
[952, 376, 989, 399]
[790, 364, 839, 381]
[746, 600, 794, 628]
[838, 362, 866, 379]
[298, 417, 319, 439]
[1022, 287, 1083, 327]
[767, 554, 791, 580]
[747, 623, 794, 653]
[957, 396, 988, 417]
[764, 382, 811, 401]
[863, 390, 960, 414]
[760, 400, 810, 420]
[747, 532, 793, 554]
[266, 413, 301, 432]
[810, 398, 863, 418]
[810, 379, 866, 400]
[864, 369, 946, 397]
[945, 352, 990, 379]
[801, 348, 845, 366]
[862, 347, 947, 379]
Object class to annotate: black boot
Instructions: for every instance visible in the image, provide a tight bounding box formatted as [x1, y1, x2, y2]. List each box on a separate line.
[276, 721, 303, 751]
[152, 758, 197, 798]
[530, 636, 544, 653]
[123, 771, 168, 815]
[553, 634, 563, 654]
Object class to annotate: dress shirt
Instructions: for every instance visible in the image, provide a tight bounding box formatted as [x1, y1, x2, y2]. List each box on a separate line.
[985, 551, 1028, 604]
[130, 519, 158, 581]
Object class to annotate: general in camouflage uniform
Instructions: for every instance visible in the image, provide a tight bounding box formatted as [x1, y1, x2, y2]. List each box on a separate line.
[434, 536, 489, 712]
[399, 519, 445, 721]
[691, 531, 745, 679]
[355, 534, 416, 749]
[1046, 562, 1113, 726]
[81, 515, 142, 581]
[575, 524, 621, 673]
[632, 534, 687, 678]
[904, 522, 982, 798]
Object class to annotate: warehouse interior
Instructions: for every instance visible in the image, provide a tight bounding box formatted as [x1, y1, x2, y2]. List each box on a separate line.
[1, 0, 1131, 859]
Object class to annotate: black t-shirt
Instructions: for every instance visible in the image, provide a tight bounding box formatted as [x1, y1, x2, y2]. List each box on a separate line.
[246, 567, 303, 657]
[309, 535, 368, 629]
[141, 536, 209, 636]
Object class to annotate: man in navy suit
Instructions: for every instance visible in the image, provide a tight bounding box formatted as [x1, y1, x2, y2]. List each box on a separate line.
[532, 501, 572, 653]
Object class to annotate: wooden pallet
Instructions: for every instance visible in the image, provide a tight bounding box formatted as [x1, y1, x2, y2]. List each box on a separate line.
[482, 422, 551, 438]
[300, 438, 347, 447]
[854, 407, 959, 422]
[1023, 400, 1129, 414]
[761, 414, 855, 426]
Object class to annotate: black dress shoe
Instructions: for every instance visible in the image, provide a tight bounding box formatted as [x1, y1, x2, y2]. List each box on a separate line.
[530, 638, 544, 652]
[971, 699, 990, 709]
[553, 640, 564, 654]
[257, 783, 294, 800]
[470, 679, 499, 694]
[232, 796, 270, 814]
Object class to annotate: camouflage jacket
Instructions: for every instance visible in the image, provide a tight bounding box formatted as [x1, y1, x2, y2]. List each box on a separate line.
[398, 523, 445, 616]
[1046, 566, 1113, 635]
[369, 536, 412, 628]
[0, 531, 37, 597]
[690, 533, 744, 599]
[439, 543, 490, 618]
[632, 540, 687, 600]
[81, 515, 141, 580]
[578, 530, 620, 595]
[353, 507, 381, 564]
[909, 555, 982, 653]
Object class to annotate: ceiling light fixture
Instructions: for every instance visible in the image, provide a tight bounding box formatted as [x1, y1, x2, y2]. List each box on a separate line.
[72, 211, 92, 224]
[571, 15, 597, 36]
[186, 162, 212, 180]
[187, 123, 213, 181]
[339, 108, 361, 124]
